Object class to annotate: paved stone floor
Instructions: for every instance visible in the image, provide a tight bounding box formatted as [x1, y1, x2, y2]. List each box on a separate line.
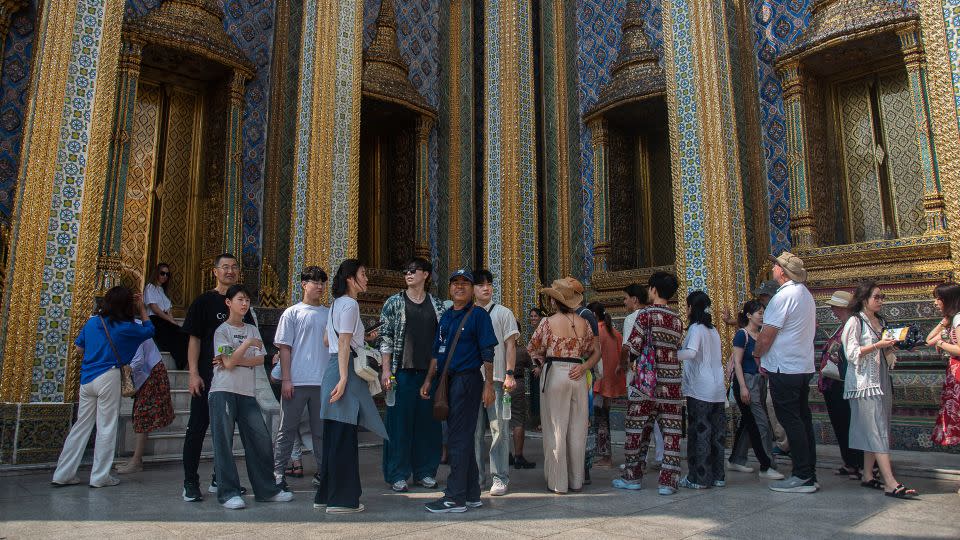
[2, 439, 959, 539]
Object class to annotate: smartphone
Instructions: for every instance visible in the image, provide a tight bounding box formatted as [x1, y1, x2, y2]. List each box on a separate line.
[365, 320, 384, 333]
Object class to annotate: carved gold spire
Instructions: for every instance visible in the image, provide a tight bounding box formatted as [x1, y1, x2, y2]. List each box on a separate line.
[362, 0, 436, 119]
[585, 0, 665, 121]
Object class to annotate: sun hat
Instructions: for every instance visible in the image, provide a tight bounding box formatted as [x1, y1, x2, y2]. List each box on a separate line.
[541, 278, 584, 310]
[768, 251, 808, 283]
[824, 290, 852, 308]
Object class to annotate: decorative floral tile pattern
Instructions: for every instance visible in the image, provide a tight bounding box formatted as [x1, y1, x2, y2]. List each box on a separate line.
[0, 1, 37, 222]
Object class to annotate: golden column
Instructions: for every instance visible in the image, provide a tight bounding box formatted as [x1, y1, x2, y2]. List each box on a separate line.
[223, 71, 247, 261]
[588, 117, 610, 273]
[896, 25, 948, 234]
[483, 0, 539, 316]
[287, 0, 363, 298]
[0, 0, 125, 402]
[778, 60, 817, 248]
[97, 38, 144, 293]
[661, 0, 750, 328]
[415, 115, 434, 260]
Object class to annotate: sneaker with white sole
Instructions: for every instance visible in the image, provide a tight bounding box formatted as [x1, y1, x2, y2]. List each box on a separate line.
[417, 476, 438, 489]
[267, 490, 294, 502]
[182, 481, 203, 502]
[612, 478, 642, 490]
[759, 468, 785, 480]
[678, 476, 706, 490]
[327, 504, 365, 514]
[222, 496, 246, 510]
[90, 476, 120, 488]
[658, 485, 677, 495]
[726, 460, 754, 473]
[769, 476, 817, 493]
[425, 497, 466, 513]
[713, 480, 726, 488]
[466, 500, 483, 508]
[391, 479, 409, 492]
[489, 478, 507, 496]
[51, 476, 82, 487]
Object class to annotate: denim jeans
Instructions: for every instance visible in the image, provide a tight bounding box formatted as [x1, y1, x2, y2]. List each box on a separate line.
[208, 391, 280, 503]
[382, 369, 441, 484]
[475, 381, 509, 485]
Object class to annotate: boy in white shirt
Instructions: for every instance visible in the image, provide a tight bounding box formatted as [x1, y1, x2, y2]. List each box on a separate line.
[209, 285, 294, 509]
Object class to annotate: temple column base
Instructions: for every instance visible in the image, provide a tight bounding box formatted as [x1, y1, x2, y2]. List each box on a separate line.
[0, 402, 74, 465]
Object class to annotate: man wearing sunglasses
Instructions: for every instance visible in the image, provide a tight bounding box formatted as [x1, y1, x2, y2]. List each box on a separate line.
[378, 257, 446, 493]
[754, 251, 818, 494]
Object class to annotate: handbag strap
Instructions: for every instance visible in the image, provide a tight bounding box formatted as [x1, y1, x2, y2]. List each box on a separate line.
[437, 306, 475, 380]
[99, 316, 123, 368]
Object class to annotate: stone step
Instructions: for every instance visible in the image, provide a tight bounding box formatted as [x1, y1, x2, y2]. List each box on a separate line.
[141, 430, 242, 457]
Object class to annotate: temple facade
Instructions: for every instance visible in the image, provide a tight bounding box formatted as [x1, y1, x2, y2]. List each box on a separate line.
[1, 0, 960, 463]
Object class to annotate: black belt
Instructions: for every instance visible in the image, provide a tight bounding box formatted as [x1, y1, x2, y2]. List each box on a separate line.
[541, 357, 582, 392]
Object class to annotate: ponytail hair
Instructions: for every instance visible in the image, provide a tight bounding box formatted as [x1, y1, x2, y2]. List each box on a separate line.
[587, 301, 613, 337]
[331, 259, 364, 298]
[737, 299, 764, 328]
[686, 290, 713, 329]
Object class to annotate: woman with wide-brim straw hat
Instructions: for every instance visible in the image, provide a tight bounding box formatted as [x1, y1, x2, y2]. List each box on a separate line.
[527, 278, 601, 494]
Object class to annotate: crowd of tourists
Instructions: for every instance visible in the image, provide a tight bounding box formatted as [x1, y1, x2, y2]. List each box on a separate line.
[49, 250, 960, 511]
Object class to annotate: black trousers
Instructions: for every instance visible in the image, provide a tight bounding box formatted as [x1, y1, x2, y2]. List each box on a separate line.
[685, 397, 726, 486]
[315, 420, 362, 508]
[732, 378, 772, 470]
[769, 372, 817, 480]
[149, 315, 188, 369]
[822, 383, 863, 470]
[182, 374, 212, 485]
[444, 370, 483, 505]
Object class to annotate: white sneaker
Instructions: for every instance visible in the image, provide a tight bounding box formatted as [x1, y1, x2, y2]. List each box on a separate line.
[759, 468, 785, 480]
[417, 476, 438, 489]
[222, 496, 246, 510]
[489, 478, 508, 496]
[267, 490, 293, 502]
[466, 499, 483, 508]
[90, 476, 120, 488]
[327, 504, 364, 514]
[391, 479, 408, 492]
[726, 460, 754, 473]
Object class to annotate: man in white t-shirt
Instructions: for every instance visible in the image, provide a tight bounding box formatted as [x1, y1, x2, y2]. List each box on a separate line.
[272, 266, 331, 490]
[754, 252, 817, 494]
[620, 283, 664, 466]
[473, 269, 519, 496]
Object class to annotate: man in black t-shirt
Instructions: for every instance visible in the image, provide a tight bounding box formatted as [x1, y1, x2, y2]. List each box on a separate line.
[180, 253, 256, 502]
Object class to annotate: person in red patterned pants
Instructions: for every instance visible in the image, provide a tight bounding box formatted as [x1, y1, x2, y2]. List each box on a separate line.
[613, 271, 684, 496]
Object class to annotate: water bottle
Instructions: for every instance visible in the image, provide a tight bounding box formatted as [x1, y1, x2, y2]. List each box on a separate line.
[385, 376, 397, 407]
[501, 392, 512, 420]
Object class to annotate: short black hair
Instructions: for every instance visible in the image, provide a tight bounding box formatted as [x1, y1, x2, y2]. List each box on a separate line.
[406, 257, 433, 274]
[649, 271, 679, 300]
[623, 283, 648, 304]
[214, 253, 237, 267]
[474, 269, 494, 286]
[686, 290, 713, 329]
[225, 284, 251, 300]
[301, 266, 328, 283]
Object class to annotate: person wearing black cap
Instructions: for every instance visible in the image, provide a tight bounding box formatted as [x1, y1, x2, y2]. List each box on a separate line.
[421, 269, 498, 513]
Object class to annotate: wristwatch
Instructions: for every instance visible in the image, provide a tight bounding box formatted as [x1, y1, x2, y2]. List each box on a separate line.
[505, 369, 514, 376]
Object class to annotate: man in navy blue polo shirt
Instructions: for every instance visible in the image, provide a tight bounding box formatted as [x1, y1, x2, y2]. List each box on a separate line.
[420, 269, 497, 513]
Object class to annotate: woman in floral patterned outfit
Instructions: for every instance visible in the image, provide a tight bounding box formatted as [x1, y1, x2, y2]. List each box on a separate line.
[928, 283, 960, 456]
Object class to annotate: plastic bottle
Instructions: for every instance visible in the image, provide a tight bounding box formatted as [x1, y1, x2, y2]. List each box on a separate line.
[501, 392, 512, 420]
[386, 376, 397, 407]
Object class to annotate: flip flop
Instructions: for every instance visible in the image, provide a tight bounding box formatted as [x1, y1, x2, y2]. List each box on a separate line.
[884, 483, 918, 499]
[860, 479, 884, 490]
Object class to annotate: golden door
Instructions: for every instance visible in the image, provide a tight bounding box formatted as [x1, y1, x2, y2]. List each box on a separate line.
[121, 81, 203, 316]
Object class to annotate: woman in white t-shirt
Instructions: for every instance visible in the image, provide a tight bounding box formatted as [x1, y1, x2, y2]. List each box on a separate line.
[144, 263, 188, 369]
[677, 290, 726, 490]
[314, 259, 387, 514]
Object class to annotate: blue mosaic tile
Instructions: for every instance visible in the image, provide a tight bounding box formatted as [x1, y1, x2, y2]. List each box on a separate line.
[0, 0, 37, 221]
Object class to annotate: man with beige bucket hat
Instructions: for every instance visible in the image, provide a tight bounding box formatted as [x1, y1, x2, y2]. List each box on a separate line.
[753, 251, 819, 493]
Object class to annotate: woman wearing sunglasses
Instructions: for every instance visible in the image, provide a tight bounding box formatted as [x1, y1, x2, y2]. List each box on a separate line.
[842, 280, 917, 499]
[144, 263, 188, 369]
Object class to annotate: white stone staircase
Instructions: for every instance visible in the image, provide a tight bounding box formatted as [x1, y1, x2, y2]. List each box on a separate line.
[116, 352, 281, 462]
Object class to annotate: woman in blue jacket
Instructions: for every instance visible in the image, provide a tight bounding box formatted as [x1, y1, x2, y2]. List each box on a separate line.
[52, 286, 155, 488]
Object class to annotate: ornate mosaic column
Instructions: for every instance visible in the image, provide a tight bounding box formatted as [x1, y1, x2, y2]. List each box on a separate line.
[778, 60, 817, 248]
[97, 38, 143, 292]
[897, 25, 947, 234]
[483, 0, 538, 316]
[415, 115, 434, 260]
[287, 0, 363, 299]
[223, 71, 247, 261]
[588, 117, 610, 273]
[661, 0, 750, 321]
[0, 0, 125, 404]
[0, 0, 26, 61]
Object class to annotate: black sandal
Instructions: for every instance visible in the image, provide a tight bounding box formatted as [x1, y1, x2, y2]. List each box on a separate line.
[861, 478, 884, 490]
[884, 483, 918, 499]
[835, 466, 854, 476]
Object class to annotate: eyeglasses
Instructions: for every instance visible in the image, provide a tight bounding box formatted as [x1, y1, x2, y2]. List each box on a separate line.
[159, 271, 170, 277]
[304, 280, 325, 287]
[216, 265, 240, 271]
[403, 268, 423, 275]
[871, 294, 886, 301]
